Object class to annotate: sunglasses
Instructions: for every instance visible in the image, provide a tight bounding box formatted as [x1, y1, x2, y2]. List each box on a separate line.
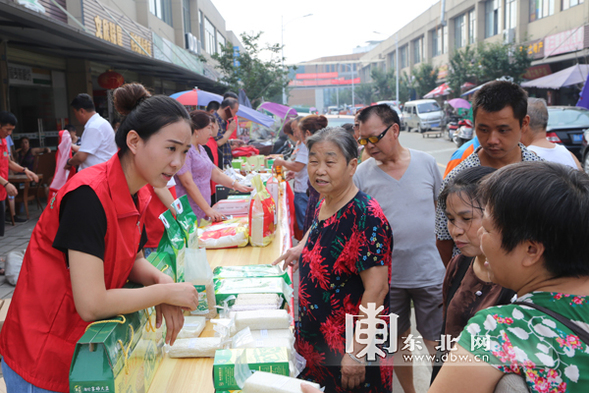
[357, 124, 392, 146]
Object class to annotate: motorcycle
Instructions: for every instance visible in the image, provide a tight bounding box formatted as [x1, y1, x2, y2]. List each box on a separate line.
[453, 119, 474, 147]
[444, 114, 461, 141]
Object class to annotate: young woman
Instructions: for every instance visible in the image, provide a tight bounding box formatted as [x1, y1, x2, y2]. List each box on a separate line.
[174, 110, 252, 223]
[0, 83, 199, 393]
[16, 136, 50, 171]
[431, 166, 515, 382]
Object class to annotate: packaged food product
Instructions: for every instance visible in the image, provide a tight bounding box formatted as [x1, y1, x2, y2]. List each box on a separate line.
[214, 277, 293, 307]
[198, 218, 249, 249]
[231, 294, 282, 312]
[232, 309, 291, 331]
[177, 316, 206, 339]
[185, 247, 217, 319]
[213, 264, 292, 285]
[172, 195, 199, 248]
[158, 209, 185, 282]
[167, 337, 223, 358]
[213, 198, 251, 216]
[249, 175, 276, 247]
[242, 371, 320, 393]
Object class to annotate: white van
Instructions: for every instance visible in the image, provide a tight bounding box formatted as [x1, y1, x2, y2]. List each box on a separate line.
[402, 99, 444, 132]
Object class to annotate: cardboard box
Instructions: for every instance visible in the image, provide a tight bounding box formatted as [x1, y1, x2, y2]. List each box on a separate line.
[69, 308, 165, 393]
[214, 277, 292, 307]
[213, 347, 290, 391]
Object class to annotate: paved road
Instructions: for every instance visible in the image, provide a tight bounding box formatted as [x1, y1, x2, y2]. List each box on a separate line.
[398, 129, 457, 175]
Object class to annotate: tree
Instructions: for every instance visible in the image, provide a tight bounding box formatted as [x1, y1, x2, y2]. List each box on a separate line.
[447, 45, 480, 96]
[329, 88, 353, 106]
[354, 83, 374, 105]
[412, 63, 439, 98]
[370, 68, 396, 101]
[477, 42, 532, 84]
[209, 32, 290, 107]
[399, 71, 414, 103]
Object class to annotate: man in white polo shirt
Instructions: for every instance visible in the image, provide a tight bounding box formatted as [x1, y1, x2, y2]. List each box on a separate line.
[66, 93, 117, 171]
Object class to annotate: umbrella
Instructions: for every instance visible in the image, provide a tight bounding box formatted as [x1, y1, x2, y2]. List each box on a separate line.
[447, 98, 471, 109]
[257, 102, 298, 120]
[521, 64, 589, 89]
[170, 88, 275, 127]
[461, 82, 488, 97]
[424, 83, 451, 98]
[461, 82, 476, 90]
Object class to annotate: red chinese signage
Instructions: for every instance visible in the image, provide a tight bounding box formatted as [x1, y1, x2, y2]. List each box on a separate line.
[295, 72, 339, 79]
[289, 78, 361, 87]
[522, 64, 552, 80]
[544, 27, 584, 57]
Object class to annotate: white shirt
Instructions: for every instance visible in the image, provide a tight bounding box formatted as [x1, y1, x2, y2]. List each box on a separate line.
[78, 113, 118, 170]
[527, 143, 578, 169]
[293, 142, 309, 193]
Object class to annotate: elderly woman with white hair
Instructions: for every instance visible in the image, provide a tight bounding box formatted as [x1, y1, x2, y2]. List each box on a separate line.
[276, 127, 393, 392]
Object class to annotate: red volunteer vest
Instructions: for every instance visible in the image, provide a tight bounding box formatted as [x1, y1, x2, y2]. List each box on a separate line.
[206, 136, 220, 193]
[144, 184, 177, 248]
[0, 138, 9, 201]
[0, 153, 151, 392]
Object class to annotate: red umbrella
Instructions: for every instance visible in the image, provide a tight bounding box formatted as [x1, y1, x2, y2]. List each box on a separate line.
[169, 88, 223, 106]
[424, 83, 452, 99]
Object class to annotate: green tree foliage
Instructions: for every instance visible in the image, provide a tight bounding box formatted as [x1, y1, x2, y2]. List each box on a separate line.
[354, 83, 374, 105]
[209, 32, 290, 107]
[477, 42, 532, 84]
[399, 71, 414, 103]
[413, 63, 439, 98]
[447, 45, 480, 96]
[328, 88, 353, 106]
[370, 68, 396, 101]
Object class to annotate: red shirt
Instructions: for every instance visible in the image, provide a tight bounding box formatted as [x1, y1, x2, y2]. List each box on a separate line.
[0, 138, 9, 201]
[0, 153, 151, 392]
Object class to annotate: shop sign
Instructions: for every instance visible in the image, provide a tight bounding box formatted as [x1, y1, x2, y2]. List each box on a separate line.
[15, 0, 45, 13]
[8, 64, 51, 86]
[83, 0, 152, 57]
[437, 65, 448, 80]
[519, 39, 544, 59]
[544, 27, 584, 57]
[295, 72, 338, 80]
[185, 32, 199, 55]
[522, 64, 552, 80]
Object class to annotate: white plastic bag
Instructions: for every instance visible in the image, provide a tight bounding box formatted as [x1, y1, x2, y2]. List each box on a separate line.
[185, 247, 217, 318]
[6, 250, 25, 286]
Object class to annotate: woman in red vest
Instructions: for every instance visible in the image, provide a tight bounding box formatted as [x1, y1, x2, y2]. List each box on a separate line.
[0, 83, 198, 393]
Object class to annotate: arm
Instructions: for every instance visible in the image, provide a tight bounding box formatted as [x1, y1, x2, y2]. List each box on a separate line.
[273, 158, 305, 172]
[429, 344, 503, 393]
[31, 147, 51, 155]
[69, 250, 198, 344]
[216, 120, 237, 147]
[210, 167, 253, 193]
[66, 151, 89, 168]
[272, 229, 310, 272]
[571, 152, 582, 170]
[153, 186, 175, 213]
[71, 144, 80, 153]
[177, 171, 224, 221]
[436, 239, 454, 267]
[8, 158, 38, 183]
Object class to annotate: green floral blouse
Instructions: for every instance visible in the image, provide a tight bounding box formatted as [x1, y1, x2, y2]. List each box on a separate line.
[458, 291, 589, 393]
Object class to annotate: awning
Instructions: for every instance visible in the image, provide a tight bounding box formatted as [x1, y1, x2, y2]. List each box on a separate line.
[424, 83, 451, 98]
[521, 64, 589, 89]
[257, 102, 298, 120]
[0, 0, 219, 90]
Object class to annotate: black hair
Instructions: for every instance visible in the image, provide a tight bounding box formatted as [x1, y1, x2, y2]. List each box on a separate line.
[439, 166, 497, 214]
[70, 93, 96, 111]
[479, 161, 589, 278]
[206, 101, 220, 112]
[0, 111, 17, 126]
[64, 125, 76, 132]
[190, 109, 214, 130]
[223, 91, 238, 99]
[113, 83, 191, 154]
[220, 98, 238, 109]
[341, 123, 354, 137]
[357, 104, 400, 127]
[472, 81, 528, 126]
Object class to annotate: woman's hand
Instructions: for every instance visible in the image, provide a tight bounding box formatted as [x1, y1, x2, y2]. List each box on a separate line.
[300, 384, 323, 393]
[5, 183, 17, 197]
[341, 354, 366, 390]
[285, 171, 295, 181]
[272, 242, 303, 272]
[206, 208, 226, 222]
[163, 282, 199, 311]
[273, 158, 285, 168]
[233, 183, 253, 193]
[24, 168, 39, 183]
[156, 303, 185, 345]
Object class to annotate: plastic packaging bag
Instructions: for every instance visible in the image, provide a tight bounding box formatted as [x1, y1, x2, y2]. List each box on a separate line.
[158, 210, 185, 282]
[248, 175, 276, 247]
[241, 371, 321, 393]
[212, 198, 251, 216]
[177, 316, 207, 339]
[198, 218, 249, 249]
[5, 250, 24, 286]
[172, 195, 199, 249]
[185, 247, 217, 319]
[213, 264, 292, 285]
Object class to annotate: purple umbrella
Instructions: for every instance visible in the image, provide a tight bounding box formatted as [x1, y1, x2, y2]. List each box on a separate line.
[448, 98, 471, 109]
[257, 102, 298, 120]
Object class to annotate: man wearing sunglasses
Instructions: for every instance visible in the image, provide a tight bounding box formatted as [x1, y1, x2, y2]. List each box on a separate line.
[353, 104, 445, 393]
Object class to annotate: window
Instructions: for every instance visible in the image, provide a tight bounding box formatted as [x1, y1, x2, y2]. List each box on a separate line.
[454, 14, 466, 48]
[443, 25, 448, 53]
[505, 0, 517, 30]
[199, 10, 204, 47]
[149, 0, 172, 26]
[529, 0, 555, 21]
[562, 0, 583, 10]
[204, 17, 216, 54]
[485, 0, 500, 38]
[182, 0, 191, 34]
[400, 45, 408, 69]
[413, 37, 423, 64]
[468, 9, 476, 44]
[216, 31, 225, 53]
[432, 28, 440, 57]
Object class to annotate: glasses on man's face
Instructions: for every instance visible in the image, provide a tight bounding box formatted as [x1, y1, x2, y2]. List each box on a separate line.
[357, 124, 392, 146]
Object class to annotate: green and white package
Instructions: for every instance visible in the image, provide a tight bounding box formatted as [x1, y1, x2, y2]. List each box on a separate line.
[214, 277, 293, 308]
[213, 264, 292, 285]
[172, 195, 199, 249]
[158, 209, 186, 282]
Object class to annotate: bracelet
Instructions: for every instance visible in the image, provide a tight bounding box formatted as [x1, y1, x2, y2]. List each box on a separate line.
[3, 182, 9, 188]
[230, 179, 236, 189]
[348, 353, 366, 364]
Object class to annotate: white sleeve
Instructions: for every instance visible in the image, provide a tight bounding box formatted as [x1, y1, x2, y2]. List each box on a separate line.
[78, 128, 101, 155]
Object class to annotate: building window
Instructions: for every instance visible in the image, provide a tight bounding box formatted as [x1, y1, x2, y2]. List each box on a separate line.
[413, 37, 423, 64]
[485, 0, 500, 38]
[149, 0, 172, 26]
[505, 0, 517, 29]
[400, 45, 408, 68]
[432, 28, 439, 57]
[216, 31, 225, 53]
[562, 0, 583, 10]
[443, 25, 448, 53]
[454, 14, 466, 48]
[182, 0, 191, 34]
[468, 9, 476, 44]
[199, 11, 204, 47]
[530, 0, 555, 21]
[204, 17, 216, 54]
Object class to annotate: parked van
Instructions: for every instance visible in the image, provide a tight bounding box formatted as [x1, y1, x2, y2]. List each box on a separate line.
[402, 99, 444, 132]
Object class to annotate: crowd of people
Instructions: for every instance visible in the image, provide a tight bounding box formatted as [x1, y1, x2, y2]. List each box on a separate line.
[0, 79, 587, 393]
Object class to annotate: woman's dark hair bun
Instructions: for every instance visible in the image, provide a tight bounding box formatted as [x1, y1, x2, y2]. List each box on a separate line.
[317, 115, 328, 129]
[114, 83, 152, 116]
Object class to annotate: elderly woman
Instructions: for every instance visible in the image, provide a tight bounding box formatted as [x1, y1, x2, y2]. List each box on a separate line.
[430, 161, 589, 393]
[276, 127, 393, 392]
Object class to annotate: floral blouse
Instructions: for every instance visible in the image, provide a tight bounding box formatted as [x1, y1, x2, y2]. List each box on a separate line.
[458, 291, 589, 392]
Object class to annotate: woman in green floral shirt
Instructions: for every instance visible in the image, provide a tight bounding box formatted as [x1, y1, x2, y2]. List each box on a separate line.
[429, 162, 589, 393]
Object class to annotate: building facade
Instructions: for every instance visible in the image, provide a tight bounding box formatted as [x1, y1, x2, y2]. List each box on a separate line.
[0, 0, 240, 147]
